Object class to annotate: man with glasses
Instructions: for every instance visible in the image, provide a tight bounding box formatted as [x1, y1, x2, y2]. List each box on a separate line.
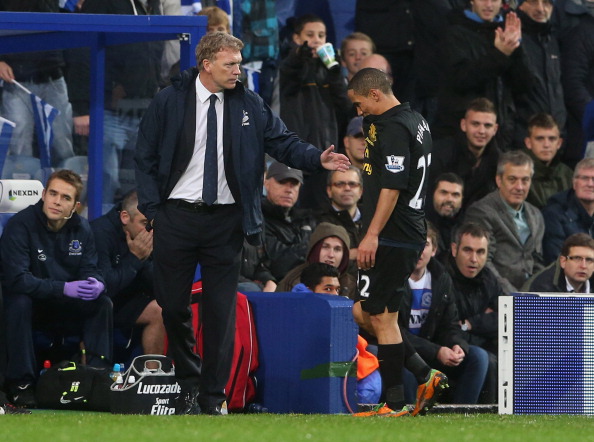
[318, 166, 364, 269]
[542, 158, 594, 263]
[524, 233, 594, 293]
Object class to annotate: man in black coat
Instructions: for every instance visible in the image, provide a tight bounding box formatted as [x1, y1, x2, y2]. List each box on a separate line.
[445, 222, 502, 403]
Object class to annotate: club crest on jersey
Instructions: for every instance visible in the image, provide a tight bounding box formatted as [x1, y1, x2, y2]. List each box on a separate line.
[385, 155, 405, 173]
[69, 240, 82, 256]
[366, 123, 377, 146]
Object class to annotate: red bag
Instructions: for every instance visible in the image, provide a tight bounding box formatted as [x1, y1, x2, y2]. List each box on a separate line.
[191, 282, 259, 412]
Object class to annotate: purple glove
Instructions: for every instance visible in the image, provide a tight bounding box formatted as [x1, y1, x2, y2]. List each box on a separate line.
[76, 277, 105, 301]
[64, 281, 85, 299]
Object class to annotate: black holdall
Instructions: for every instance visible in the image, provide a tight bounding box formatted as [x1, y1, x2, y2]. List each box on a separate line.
[110, 354, 181, 415]
[35, 360, 112, 411]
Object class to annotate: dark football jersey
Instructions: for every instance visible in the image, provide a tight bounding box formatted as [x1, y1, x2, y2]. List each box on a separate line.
[361, 103, 432, 245]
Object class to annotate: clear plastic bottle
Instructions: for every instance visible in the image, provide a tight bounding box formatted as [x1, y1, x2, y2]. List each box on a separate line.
[110, 363, 122, 382]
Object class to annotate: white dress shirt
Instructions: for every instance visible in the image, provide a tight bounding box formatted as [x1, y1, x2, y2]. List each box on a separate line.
[168, 74, 234, 204]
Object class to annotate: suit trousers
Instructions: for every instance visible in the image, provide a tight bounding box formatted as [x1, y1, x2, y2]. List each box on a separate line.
[153, 200, 243, 408]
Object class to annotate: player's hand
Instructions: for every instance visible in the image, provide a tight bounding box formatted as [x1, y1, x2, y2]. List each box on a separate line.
[321, 145, 351, 172]
[357, 233, 378, 270]
[126, 229, 153, 261]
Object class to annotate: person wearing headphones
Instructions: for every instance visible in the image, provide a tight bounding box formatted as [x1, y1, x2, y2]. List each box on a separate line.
[0, 169, 112, 409]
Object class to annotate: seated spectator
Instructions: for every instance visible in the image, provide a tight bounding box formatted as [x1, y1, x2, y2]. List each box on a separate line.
[435, 3, 532, 147]
[542, 158, 594, 264]
[340, 32, 375, 82]
[0, 170, 112, 408]
[291, 262, 341, 296]
[279, 13, 352, 210]
[357, 53, 393, 83]
[276, 222, 356, 299]
[464, 150, 545, 294]
[291, 262, 383, 405]
[399, 223, 489, 404]
[523, 113, 573, 209]
[430, 98, 501, 210]
[91, 190, 165, 355]
[446, 222, 502, 403]
[425, 173, 464, 262]
[342, 117, 366, 171]
[317, 167, 364, 269]
[523, 233, 594, 293]
[240, 161, 316, 292]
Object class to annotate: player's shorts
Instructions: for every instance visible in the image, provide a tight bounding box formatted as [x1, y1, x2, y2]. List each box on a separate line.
[357, 244, 423, 315]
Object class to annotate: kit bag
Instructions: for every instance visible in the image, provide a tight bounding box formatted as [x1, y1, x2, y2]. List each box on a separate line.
[35, 360, 112, 411]
[110, 354, 181, 415]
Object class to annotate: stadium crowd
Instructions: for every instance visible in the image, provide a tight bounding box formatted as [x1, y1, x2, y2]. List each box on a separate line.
[1, 0, 594, 415]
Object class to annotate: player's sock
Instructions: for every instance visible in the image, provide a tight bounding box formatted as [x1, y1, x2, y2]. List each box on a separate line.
[377, 342, 405, 410]
[407, 352, 432, 384]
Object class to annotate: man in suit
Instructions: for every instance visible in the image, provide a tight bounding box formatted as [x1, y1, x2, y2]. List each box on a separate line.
[464, 150, 545, 294]
[134, 32, 350, 415]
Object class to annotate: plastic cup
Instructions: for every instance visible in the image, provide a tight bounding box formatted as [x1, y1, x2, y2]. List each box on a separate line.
[316, 43, 338, 69]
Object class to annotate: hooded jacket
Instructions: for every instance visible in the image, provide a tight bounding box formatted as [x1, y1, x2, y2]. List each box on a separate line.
[276, 222, 357, 299]
[524, 147, 573, 209]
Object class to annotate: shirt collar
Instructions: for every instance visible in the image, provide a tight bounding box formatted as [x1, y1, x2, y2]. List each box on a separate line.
[196, 74, 223, 104]
[565, 276, 591, 293]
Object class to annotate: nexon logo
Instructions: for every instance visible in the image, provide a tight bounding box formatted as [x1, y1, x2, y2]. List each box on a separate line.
[8, 189, 40, 200]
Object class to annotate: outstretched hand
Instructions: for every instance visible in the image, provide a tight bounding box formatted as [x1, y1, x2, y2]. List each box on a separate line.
[320, 145, 351, 172]
[494, 11, 522, 56]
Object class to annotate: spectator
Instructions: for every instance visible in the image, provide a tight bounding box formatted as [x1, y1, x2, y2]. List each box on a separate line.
[523, 113, 573, 209]
[279, 13, 351, 211]
[342, 117, 366, 171]
[276, 222, 356, 299]
[435, 3, 532, 147]
[542, 158, 594, 264]
[340, 32, 375, 82]
[425, 173, 464, 262]
[318, 167, 364, 268]
[240, 161, 317, 292]
[67, 0, 163, 206]
[561, 6, 594, 162]
[514, 0, 566, 149]
[399, 223, 489, 404]
[524, 232, 594, 293]
[0, 170, 112, 408]
[0, 0, 74, 166]
[464, 150, 545, 293]
[357, 53, 393, 84]
[197, 6, 230, 34]
[91, 190, 165, 355]
[430, 98, 501, 210]
[446, 222, 502, 403]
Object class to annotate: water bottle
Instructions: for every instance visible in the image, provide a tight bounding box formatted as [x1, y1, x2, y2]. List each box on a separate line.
[110, 363, 123, 385]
